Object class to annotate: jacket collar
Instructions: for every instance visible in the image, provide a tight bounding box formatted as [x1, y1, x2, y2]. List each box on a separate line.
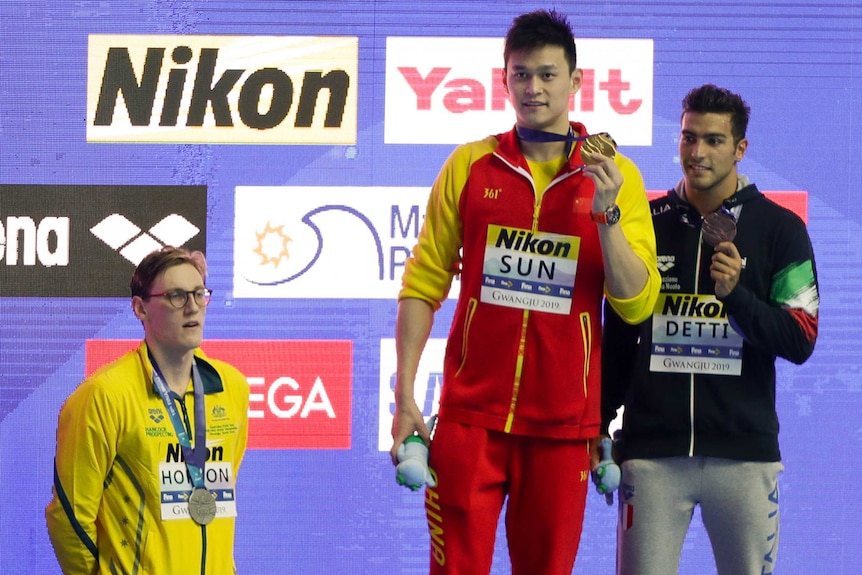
[669, 175, 761, 210]
[495, 121, 589, 171]
[139, 342, 225, 395]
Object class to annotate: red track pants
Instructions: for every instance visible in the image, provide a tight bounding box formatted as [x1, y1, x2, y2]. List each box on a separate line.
[425, 419, 591, 575]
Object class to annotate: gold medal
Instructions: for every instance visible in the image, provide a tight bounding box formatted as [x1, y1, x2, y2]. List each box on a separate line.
[579, 132, 617, 165]
[188, 487, 217, 525]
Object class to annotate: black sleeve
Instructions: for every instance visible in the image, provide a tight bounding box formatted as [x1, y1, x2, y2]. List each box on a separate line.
[600, 297, 643, 434]
[720, 215, 819, 365]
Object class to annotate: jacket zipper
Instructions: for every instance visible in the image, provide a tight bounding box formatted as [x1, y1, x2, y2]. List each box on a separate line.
[503, 191, 542, 432]
[492, 154, 584, 433]
[689, 231, 705, 456]
[177, 393, 208, 575]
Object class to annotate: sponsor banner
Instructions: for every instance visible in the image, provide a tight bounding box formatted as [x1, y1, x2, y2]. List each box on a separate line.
[233, 186, 457, 299]
[646, 190, 809, 223]
[385, 37, 653, 145]
[755, 191, 809, 224]
[0, 185, 205, 297]
[377, 337, 625, 449]
[87, 35, 358, 144]
[377, 338, 445, 451]
[86, 339, 353, 449]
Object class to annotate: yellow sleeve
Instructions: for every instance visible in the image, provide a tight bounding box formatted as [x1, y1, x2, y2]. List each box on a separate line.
[605, 152, 660, 324]
[46, 378, 118, 575]
[399, 138, 496, 309]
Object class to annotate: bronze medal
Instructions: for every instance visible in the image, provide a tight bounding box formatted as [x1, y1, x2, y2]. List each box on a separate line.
[702, 209, 737, 247]
[188, 487, 217, 525]
[580, 132, 617, 165]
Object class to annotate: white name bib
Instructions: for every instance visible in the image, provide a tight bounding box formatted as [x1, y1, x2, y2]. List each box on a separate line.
[480, 224, 580, 315]
[649, 293, 743, 376]
[158, 461, 238, 521]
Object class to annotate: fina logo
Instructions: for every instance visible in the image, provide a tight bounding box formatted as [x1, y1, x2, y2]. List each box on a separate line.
[90, 213, 200, 265]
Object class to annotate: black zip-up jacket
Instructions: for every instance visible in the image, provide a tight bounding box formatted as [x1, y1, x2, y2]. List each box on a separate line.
[601, 182, 819, 462]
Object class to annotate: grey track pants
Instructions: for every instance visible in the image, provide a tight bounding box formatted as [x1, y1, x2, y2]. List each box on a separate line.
[616, 457, 783, 575]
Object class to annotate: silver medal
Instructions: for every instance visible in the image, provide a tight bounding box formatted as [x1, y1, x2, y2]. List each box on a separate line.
[188, 487, 217, 525]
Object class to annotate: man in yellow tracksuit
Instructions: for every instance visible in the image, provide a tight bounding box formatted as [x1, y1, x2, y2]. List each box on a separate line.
[46, 247, 249, 574]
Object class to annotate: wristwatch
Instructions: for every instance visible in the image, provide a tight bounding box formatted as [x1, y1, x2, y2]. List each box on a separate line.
[590, 204, 621, 225]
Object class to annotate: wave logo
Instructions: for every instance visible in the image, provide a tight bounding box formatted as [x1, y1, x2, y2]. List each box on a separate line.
[90, 213, 200, 265]
[233, 186, 456, 299]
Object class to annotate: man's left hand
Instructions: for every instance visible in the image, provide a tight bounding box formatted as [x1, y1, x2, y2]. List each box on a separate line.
[711, 241, 742, 298]
[583, 154, 623, 212]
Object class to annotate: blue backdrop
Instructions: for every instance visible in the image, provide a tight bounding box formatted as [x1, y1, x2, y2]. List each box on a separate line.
[1, 1, 860, 573]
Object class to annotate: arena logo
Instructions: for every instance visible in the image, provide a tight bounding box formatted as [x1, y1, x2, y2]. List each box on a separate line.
[86, 339, 353, 450]
[90, 213, 200, 265]
[87, 35, 358, 144]
[0, 185, 206, 297]
[657, 254, 676, 273]
[0, 215, 69, 267]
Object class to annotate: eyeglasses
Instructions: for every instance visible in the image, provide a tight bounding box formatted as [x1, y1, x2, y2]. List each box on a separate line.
[147, 288, 213, 308]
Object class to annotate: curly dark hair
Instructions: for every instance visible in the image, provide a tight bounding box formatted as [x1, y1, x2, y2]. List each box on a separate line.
[681, 84, 751, 143]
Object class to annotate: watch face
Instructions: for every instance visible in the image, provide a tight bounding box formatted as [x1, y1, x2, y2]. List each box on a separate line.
[590, 204, 621, 225]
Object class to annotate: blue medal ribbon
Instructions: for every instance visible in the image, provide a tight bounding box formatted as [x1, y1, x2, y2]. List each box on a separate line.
[150, 352, 208, 490]
[516, 125, 589, 158]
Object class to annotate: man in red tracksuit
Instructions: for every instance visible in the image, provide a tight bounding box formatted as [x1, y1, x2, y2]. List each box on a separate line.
[389, 9, 660, 575]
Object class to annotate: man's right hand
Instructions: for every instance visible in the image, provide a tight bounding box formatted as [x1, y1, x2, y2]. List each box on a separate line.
[588, 434, 610, 470]
[389, 401, 431, 464]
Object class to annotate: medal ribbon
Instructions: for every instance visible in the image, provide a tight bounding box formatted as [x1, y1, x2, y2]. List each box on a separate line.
[516, 125, 589, 157]
[150, 352, 208, 490]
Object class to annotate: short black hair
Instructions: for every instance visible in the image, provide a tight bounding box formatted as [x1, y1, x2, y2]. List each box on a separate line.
[504, 9, 577, 73]
[681, 84, 751, 143]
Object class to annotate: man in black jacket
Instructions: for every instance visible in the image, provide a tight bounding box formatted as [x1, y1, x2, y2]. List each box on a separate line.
[600, 84, 820, 575]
